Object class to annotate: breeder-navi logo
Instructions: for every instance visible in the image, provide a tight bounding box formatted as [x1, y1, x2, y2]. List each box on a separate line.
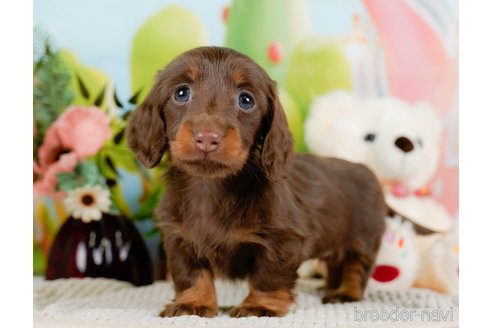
[354, 306, 455, 323]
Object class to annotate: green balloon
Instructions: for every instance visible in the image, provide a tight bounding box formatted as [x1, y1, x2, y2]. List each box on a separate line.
[286, 37, 352, 118]
[131, 5, 206, 102]
[58, 49, 110, 106]
[278, 88, 304, 152]
[225, 0, 311, 85]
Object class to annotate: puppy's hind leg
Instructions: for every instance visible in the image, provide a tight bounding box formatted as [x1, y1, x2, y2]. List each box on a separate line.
[322, 251, 374, 304]
[325, 257, 343, 291]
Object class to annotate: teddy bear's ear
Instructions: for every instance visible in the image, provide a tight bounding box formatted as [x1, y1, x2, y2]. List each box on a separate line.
[414, 102, 443, 140]
[306, 90, 359, 127]
[304, 90, 361, 154]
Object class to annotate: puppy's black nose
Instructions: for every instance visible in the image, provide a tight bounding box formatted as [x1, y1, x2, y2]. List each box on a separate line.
[193, 130, 223, 153]
[394, 136, 414, 153]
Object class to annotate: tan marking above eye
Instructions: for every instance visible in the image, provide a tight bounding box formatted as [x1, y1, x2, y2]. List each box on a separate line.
[184, 66, 199, 82]
[231, 70, 248, 86]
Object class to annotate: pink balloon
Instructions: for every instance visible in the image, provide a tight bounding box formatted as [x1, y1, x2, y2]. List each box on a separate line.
[364, 0, 447, 104]
[364, 0, 458, 216]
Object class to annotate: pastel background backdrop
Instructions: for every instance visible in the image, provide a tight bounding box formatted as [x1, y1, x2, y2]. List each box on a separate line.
[33, 0, 458, 289]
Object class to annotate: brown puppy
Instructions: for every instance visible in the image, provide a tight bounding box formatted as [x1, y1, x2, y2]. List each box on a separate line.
[127, 47, 386, 318]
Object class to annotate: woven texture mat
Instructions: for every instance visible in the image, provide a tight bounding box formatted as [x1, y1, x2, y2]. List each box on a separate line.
[34, 278, 458, 328]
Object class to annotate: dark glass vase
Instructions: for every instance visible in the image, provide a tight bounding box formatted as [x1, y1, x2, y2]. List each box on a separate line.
[46, 213, 154, 286]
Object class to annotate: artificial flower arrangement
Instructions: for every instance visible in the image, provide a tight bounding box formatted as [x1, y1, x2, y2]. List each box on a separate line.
[33, 35, 166, 284]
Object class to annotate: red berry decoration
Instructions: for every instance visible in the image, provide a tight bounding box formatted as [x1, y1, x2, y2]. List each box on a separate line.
[268, 42, 284, 64]
[222, 5, 229, 24]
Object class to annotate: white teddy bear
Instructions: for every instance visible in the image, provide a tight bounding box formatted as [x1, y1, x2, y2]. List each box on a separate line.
[415, 220, 459, 296]
[304, 90, 455, 292]
[305, 90, 451, 235]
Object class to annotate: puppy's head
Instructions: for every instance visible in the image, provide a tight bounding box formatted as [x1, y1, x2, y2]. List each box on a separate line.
[127, 47, 293, 180]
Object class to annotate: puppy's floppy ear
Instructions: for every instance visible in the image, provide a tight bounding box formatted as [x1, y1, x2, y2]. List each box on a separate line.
[261, 82, 294, 181]
[126, 81, 168, 168]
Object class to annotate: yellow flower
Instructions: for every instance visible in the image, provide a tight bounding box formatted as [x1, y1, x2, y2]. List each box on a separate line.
[63, 185, 111, 223]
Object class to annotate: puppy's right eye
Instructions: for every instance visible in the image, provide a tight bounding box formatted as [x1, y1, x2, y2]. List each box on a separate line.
[174, 86, 191, 103]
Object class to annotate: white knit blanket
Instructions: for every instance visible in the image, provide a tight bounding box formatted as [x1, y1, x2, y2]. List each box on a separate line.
[33, 278, 458, 328]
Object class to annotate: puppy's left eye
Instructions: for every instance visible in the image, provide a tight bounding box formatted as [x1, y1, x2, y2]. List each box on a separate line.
[238, 92, 255, 110]
[174, 86, 191, 103]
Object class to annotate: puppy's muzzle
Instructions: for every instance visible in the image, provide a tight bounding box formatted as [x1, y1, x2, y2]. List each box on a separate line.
[193, 129, 223, 154]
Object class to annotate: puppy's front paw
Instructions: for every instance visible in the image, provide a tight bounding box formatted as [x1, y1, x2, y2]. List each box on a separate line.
[160, 302, 217, 318]
[230, 304, 285, 317]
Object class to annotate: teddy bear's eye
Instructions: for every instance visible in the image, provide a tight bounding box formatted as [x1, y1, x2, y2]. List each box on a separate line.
[417, 138, 423, 147]
[364, 133, 376, 142]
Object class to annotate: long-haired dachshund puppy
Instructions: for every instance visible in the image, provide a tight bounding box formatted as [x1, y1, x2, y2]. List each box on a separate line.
[127, 47, 386, 318]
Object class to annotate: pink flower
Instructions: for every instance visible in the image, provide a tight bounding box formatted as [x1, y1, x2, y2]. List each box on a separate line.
[34, 153, 78, 199]
[34, 106, 111, 198]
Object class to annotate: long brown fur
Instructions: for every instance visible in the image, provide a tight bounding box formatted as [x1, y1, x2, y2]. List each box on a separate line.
[127, 47, 386, 317]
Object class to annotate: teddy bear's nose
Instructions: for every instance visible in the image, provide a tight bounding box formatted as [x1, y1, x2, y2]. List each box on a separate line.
[395, 136, 414, 153]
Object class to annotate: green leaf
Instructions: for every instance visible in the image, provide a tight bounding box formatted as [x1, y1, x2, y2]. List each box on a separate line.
[33, 59, 43, 74]
[110, 183, 132, 217]
[94, 85, 106, 107]
[113, 89, 123, 108]
[33, 46, 74, 160]
[80, 160, 103, 185]
[57, 171, 77, 183]
[33, 243, 46, 275]
[131, 187, 164, 220]
[95, 151, 117, 179]
[122, 110, 132, 121]
[76, 73, 90, 99]
[58, 179, 78, 192]
[144, 225, 161, 238]
[105, 156, 118, 176]
[113, 128, 125, 145]
[56, 172, 79, 191]
[104, 146, 140, 173]
[105, 178, 117, 188]
[45, 39, 51, 55]
[128, 89, 141, 105]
